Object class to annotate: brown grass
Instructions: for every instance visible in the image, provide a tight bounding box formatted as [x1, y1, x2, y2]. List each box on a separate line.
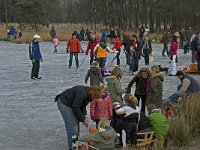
[0, 23, 163, 43]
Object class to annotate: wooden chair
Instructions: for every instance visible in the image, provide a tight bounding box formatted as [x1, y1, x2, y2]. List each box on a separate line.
[75, 141, 99, 150]
[137, 131, 155, 147]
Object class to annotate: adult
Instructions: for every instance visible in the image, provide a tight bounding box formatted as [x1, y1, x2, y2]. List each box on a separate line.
[80, 27, 85, 41]
[29, 34, 43, 80]
[126, 68, 151, 113]
[50, 26, 56, 41]
[146, 65, 164, 108]
[116, 27, 121, 38]
[142, 36, 152, 66]
[55, 85, 102, 150]
[74, 31, 84, 53]
[112, 35, 122, 66]
[163, 71, 200, 108]
[86, 34, 99, 65]
[85, 28, 91, 41]
[168, 35, 178, 76]
[122, 35, 132, 67]
[179, 29, 185, 49]
[66, 33, 80, 69]
[185, 27, 193, 44]
[109, 28, 116, 42]
[190, 33, 199, 63]
[161, 32, 170, 57]
[139, 25, 145, 43]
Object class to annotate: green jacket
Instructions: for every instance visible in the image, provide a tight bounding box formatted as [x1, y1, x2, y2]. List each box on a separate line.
[106, 76, 127, 104]
[148, 109, 169, 139]
[78, 127, 117, 150]
[146, 73, 164, 107]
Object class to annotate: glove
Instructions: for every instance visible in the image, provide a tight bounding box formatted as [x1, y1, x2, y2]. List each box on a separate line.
[66, 48, 69, 53]
[91, 116, 96, 121]
[86, 51, 88, 55]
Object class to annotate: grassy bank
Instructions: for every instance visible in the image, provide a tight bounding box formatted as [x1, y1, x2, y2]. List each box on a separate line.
[0, 23, 163, 43]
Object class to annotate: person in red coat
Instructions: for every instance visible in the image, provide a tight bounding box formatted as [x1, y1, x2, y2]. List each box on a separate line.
[168, 35, 178, 76]
[86, 34, 99, 65]
[112, 36, 122, 66]
[66, 33, 81, 69]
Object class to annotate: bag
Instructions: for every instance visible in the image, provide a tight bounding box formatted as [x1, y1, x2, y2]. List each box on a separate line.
[189, 63, 198, 73]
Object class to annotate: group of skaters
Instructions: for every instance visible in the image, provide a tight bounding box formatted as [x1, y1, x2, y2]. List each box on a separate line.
[28, 26, 200, 149]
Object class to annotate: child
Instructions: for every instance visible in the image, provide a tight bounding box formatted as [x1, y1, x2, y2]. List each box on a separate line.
[52, 36, 59, 53]
[116, 94, 140, 148]
[78, 118, 118, 150]
[178, 63, 188, 73]
[147, 104, 169, 140]
[90, 85, 112, 128]
[103, 67, 112, 77]
[85, 61, 104, 86]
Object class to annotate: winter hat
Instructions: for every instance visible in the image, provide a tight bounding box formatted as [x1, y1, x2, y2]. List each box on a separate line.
[72, 32, 76, 36]
[33, 34, 41, 39]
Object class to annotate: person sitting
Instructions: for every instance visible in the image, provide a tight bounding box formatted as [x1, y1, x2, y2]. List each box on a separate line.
[115, 94, 140, 148]
[77, 118, 118, 150]
[163, 70, 200, 108]
[147, 104, 169, 141]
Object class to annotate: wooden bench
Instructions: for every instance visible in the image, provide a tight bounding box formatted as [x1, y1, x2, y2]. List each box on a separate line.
[137, 131, 155, 147]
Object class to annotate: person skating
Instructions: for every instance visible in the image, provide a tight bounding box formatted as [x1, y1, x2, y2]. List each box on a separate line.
[112, 35, 122, 66]
[55, 85, 102, 150]
[168, 35, 178, 76]
[52, 36, 59, 53]
[86, 34, 99, 65]
[142, 37, 152, 66]
[66, 33, 80, 70]
[80, 27, 85, 41]
[29, 34, 43, 80]
[126, 68, 151, 113]
[85, 61, 104, 86]
[161, 32, 170, 57]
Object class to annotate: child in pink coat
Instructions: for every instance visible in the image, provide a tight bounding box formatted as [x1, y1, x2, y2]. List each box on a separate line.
[90, 85, 113, 128]
[52, 36, 59, 53]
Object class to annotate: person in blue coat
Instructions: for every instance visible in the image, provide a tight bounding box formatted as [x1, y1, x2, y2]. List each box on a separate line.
[29, 34, 43, 79]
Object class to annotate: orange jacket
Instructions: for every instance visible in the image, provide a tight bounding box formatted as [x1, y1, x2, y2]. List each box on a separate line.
[66, 37, 80, 53]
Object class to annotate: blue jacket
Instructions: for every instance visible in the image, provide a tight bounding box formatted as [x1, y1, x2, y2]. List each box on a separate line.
[29, 41, 42, 61]
[180, 74, 200, 94]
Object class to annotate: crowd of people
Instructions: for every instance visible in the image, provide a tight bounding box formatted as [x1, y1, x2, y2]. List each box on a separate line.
[27, 26, 200, 150]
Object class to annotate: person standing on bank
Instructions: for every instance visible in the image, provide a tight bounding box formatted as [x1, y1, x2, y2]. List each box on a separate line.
[29, 34, 43, 80]
[66, 33, 80, 70]
[55, 85, 102, 150]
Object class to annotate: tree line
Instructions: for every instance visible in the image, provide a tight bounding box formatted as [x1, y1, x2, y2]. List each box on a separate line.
[1, 0, 200, 31]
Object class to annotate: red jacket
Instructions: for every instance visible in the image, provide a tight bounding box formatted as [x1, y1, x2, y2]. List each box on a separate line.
[112, 37, 122, 50]
[66, 37, 80, 53]
[86, 39, 99, 56]
[90, 93, 112, 120]
[168, 40, 178, 56]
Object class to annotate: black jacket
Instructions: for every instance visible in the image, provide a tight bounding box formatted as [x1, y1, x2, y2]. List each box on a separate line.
[138, 112, 151, 131]
[55, 86, 90, 122]
[191, 37, 199, 51]
[85, 66, 103, 86]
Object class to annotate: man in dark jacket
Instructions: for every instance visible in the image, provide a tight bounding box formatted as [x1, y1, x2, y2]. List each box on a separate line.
[161, 32, 169, 57]
[29, 34, 43, 79]
[55, 85, 101, 150]
[191, 34, 199, 63]
[163, 71, 200, 108]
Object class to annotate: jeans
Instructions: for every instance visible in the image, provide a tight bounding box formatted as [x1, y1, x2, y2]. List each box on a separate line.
[144, 53, 149, 65]
[130, 55, 137, 72]
[90, 55, 94, 65]
[162, 44, 168, 55]
[54, 45, 57, 53]
[69, 52, 79, 69]
[96, 57, 106, 71]
[126, 53, 131, 65]
[116, 49, 121, 66]
[31, 60, 40, 78]
[135, 94, 147, 113]
[191, 50, 197, 63]
[179, 39, 184, 49]
[57, 98, 79, 150]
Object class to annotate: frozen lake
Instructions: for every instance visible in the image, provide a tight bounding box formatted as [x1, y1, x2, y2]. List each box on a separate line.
[0, 41, 199, 150]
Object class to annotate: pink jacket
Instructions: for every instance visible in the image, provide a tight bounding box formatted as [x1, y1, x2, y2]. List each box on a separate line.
[168, 40, 178, 56]
[53, 38, 59, 46]
[90, 93, 112, 120]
